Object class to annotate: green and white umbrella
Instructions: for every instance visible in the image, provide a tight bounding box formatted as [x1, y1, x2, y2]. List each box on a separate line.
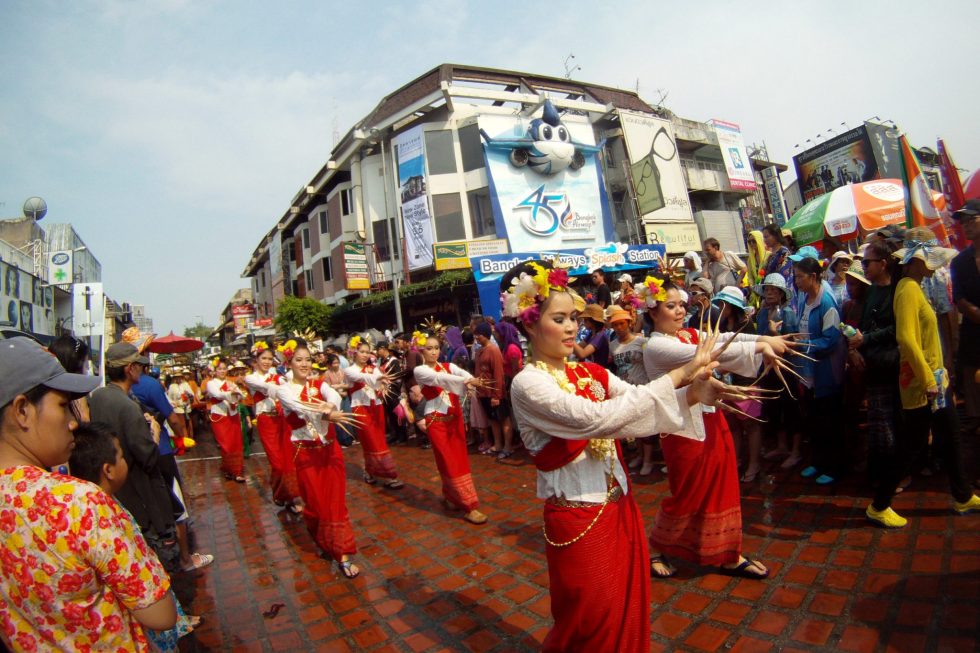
[784, 179, 908, 245]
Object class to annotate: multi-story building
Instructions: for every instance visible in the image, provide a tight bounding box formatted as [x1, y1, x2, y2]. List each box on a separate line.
[242, 64, 788, 329]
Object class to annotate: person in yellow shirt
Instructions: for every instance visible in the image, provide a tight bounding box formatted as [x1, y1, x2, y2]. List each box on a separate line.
[866, 228, 980, 527]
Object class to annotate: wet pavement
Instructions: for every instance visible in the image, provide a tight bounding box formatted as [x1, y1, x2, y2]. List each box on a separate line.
[172, 423, 980, 652]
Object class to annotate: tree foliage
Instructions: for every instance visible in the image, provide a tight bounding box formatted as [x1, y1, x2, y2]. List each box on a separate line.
[274, 295, 333, 336]
[183, 322, 213, 339]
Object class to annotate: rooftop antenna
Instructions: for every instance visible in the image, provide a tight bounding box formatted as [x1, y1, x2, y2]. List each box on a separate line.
[563, 53, 581, 79]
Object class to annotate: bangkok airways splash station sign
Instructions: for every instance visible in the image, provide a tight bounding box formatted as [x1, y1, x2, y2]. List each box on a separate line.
[471, 242, 667, 321]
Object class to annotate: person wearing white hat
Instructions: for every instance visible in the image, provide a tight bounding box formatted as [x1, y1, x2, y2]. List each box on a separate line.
[755, 274, 803, 469]
[682, 251, 703, 287]
[866, 228, 980, 527]
[827, 251, 854, 308]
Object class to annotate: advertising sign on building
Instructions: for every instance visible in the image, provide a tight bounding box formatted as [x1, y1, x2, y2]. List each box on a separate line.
[1, 262, 56, 336]
[762, 166, 788, 225]
[478, 107, 613, 253]
[793, 125, 879, 202]
[710, 119, 756, 192]
[394, 126, 436, 270]
[48, 250, 73, 285]
[71, 282, 104, 337]
[433, 238, 509, 271]
[618, 110, 693, 223]
[643, 222, 702, 254]
[470, 242, 666, 321]
[231, 304, 256, 336]
[343, 242, 371, 290]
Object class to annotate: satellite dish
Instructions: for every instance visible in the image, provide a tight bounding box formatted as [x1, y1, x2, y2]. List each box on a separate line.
[23, 197, 47, 221]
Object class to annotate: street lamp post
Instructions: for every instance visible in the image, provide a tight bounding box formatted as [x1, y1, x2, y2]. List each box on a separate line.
[371, 128, 404, 333]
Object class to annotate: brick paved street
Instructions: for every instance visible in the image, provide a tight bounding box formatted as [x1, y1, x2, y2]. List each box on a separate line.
[172, 429, 980, 653]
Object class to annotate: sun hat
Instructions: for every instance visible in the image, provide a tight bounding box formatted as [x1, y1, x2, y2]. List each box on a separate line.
[789, 245, 821, 263]
[0, 337, 100, 408]
[606, 306, 633, 325]
[844, 267, 872, 285]
[893, 227, 958, 271]
[617, 273, 633, 284]
[689, 277, 713, 296]
[712, 286, 748, 311]
[759, 273, 791, 301]
[580, 304, 606, 323]
[829, 251, 853, 271]
[678, 289, 689, 304]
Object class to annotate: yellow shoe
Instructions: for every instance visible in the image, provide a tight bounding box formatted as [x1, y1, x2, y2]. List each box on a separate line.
[954, 495, 980, 515]
[866, 505, 907, 528]
[182, 437, 196, 449]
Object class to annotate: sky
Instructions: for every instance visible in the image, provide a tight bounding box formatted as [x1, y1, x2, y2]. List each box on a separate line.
[2, 0, 978, 335]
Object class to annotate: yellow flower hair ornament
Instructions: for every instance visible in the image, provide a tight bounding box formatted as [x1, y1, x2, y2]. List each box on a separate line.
[411, 330, 428, 348]
[636, 275, 668, 308]
[348, 335, 365, 350]
[501, 262, 571, 323]
[276, 339, 298, 360]
[210, 356, 221, 369]
[250, 341, 270, 357]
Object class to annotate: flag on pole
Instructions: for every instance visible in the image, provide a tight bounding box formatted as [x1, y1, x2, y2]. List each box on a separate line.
[937, 138, 967, 250]
[899, 134, 949, 244]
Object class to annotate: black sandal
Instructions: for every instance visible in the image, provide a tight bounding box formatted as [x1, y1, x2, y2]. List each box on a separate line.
[650, 555, 676, 578]
[719, 558, 769, 580]
[362, 473, 377, 485]
[338, 558, 360, 579]
[385, 479, 404, 489]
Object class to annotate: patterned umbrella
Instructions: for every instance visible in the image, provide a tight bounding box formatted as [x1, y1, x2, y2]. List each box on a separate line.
[785, 179, 909, 245]
[146, 332, 205, 354]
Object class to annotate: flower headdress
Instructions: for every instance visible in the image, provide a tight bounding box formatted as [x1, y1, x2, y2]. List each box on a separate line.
[293, 329, 320, 354]
[501, 261, 571, 325]
[411, 330, 429, 348]
[276, 339, 298, 361]
[419, 317, 446, 339]
[210, 356, 221, 370]
[250, 340, 270, 357]
[348, 335, 368, 350]
[635, 275, 668, 308]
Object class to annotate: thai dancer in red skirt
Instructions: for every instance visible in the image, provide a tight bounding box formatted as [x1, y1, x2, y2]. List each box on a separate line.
[343, 336, 403, 489]
[504, 260, 750, 653]
[412, 329, 489, 525]
[637, 275, 797, 580]
[244, 341, 302, 513]
[206, 358, 246, 482]
[277, 340, 362, 578]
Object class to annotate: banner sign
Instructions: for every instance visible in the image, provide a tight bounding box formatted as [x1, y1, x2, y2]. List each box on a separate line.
[343, 242, 371, 290]
[762, 166, 788, 225]
[618, 110, 693, 223]
[395, 126, 436, 270]
[1, 262, 56, 336]
[710, 119, 756, 191]
[254, 317, 274, 328]
[48, 250, 73, 285]
[478, 111, 613, 253]
[793, 125, 879, 202]
[71, 282, 104, 337]
[470, 242, 666, 320]
[231, 304, 256, 335]
[643, 222, 702, 254]
[863, 121, 902, 179]
[433, 238, 509, 271]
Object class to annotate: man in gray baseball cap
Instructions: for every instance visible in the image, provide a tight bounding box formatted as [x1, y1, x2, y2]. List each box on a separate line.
[104, 341, 150, 368]
[0, 337, 100, 411]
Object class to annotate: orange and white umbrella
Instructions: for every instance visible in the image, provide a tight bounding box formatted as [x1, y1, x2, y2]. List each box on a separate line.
[784, 179, 911, 245]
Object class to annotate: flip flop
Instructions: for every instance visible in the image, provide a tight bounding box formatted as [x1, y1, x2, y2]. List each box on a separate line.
[338, 559, 360, 579]
[650, 555, 676, 578]
[720, 558, 768, 580]
[180, 552, 214, 572]
[385, 479, 404, 489]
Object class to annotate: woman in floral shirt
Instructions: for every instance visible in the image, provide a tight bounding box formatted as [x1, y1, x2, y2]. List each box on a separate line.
[0, 337, 176, 652]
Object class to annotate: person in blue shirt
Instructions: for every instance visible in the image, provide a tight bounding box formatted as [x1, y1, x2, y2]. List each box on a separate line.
[132, 373, 214, 573]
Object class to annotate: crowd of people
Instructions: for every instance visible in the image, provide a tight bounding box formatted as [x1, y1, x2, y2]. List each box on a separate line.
[2, 201, 980, 652]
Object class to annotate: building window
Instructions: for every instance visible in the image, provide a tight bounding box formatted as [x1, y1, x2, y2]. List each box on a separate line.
[321, 257, 332, 282]
[260, 270, 266, 287]
[432, 193, 465, 242]
[373, 220, 391, 262]
[318, 210, 328, 234]
[305, 269, 314, 291]
[467, 188, 495, 238]
[424, 130, 457, 175]
[302, 228, 310, 249]
[458, 123, 484, 172]
[341, 188, 352, 216]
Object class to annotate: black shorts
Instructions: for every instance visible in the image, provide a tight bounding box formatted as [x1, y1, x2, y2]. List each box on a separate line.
[478, 396, 510, 421]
